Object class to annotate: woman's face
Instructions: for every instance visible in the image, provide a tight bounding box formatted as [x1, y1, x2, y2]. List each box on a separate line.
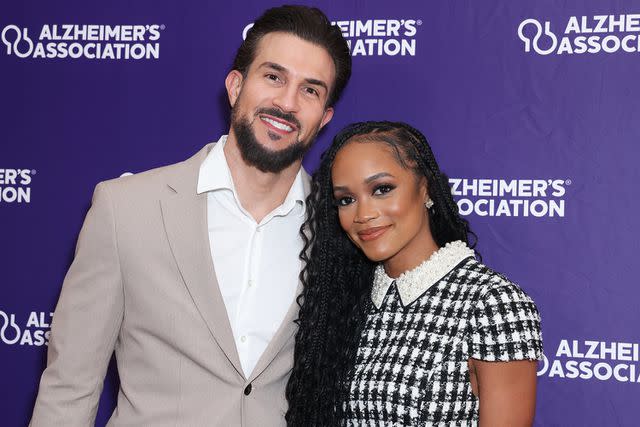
[331, 139, 435, 271]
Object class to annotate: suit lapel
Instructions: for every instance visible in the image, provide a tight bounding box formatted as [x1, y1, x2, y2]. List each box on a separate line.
[160, 145, 244, 378]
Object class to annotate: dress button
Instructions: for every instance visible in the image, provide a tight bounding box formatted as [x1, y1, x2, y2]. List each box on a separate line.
[244, 383, 252, 395]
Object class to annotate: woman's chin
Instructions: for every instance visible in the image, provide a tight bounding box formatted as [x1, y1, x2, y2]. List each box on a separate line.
[361, 247, 393, 263]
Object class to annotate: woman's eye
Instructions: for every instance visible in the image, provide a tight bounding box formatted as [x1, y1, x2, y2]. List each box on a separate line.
[335, 196, 354, 207]
[373, 184, 395, 196]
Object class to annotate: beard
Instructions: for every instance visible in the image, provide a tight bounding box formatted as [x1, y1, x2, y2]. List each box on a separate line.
[231, 103, 318, 174]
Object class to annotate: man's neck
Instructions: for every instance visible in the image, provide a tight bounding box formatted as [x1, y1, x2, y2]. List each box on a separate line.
[223, 133, 301, 223]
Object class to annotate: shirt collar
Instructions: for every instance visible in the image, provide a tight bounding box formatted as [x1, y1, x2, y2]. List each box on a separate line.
[281, 166, 307, 213]
[371, 240, 475, 309]
[196, 134, 307, 216]
[197, 135, 233, 194]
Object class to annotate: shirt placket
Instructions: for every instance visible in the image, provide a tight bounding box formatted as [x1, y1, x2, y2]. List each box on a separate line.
[235, 222, 263, 376]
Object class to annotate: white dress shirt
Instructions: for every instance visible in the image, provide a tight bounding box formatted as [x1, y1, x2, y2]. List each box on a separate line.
[197, 135, 305, 378]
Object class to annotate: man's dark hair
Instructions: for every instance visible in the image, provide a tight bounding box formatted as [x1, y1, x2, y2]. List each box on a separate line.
[232, 5, 351, 107]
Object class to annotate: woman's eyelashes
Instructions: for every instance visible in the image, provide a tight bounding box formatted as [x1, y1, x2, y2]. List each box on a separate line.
[334, 194, 354, 207]
[372, 183, 396, 196]
[334, 183, 397, 207]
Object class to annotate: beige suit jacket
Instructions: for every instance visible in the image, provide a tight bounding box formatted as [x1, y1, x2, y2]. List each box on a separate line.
[30, 144, 306, 426]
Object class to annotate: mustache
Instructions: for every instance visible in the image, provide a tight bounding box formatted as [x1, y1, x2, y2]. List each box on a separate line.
[256, 107, 301, 130]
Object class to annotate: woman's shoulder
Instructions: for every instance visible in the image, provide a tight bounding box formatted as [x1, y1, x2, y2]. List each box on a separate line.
[459, 259, 543, 361]
[455, 258, 536, 306]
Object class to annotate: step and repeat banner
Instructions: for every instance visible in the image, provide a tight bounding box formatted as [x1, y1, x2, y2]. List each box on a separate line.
[2, 1, 639, 426]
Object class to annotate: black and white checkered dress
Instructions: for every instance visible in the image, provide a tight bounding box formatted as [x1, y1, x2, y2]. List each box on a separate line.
[341, 241, 543, 426]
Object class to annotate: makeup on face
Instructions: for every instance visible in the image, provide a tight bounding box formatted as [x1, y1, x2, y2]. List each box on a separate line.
[331, 139, 437, 276]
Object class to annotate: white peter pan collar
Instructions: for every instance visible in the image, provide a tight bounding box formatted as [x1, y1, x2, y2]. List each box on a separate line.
[371, 240, 475, 309]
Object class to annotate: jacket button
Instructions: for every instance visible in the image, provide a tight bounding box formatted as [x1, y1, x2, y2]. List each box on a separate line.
[244, 383, 252, 395]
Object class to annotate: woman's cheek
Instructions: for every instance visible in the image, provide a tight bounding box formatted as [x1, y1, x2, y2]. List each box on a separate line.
[381, 198, 403, 217]
[337, 208, 352, 232]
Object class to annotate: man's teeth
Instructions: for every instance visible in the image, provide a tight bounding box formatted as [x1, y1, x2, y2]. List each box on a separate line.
[261, 117, 293, 132]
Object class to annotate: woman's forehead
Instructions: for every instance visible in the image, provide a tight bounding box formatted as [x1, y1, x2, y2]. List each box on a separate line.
[331, 141, 413, 181]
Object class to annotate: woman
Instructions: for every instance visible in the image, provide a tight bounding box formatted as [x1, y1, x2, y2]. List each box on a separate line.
[286, 121, 543, 426]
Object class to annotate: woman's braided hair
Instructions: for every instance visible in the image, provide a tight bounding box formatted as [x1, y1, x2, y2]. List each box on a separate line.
[285, 121, 478, 426]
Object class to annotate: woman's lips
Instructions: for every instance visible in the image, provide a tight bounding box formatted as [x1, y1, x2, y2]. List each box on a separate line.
[357, 225, 391, 241]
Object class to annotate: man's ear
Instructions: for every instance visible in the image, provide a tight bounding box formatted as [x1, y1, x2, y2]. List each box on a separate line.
[319, 106, 334, 130]
[225, 70, 244, 107]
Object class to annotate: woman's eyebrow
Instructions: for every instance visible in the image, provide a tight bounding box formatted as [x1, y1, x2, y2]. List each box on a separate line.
[365, 172, 394, 183]
[333, 172, 395, 192]
[333, 185, 349, 193]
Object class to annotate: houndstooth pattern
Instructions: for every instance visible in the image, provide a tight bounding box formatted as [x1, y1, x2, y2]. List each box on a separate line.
[342, 256, 543, 426]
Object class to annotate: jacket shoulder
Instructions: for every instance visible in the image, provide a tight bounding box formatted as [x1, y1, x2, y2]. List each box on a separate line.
[98, 143, 214, 199]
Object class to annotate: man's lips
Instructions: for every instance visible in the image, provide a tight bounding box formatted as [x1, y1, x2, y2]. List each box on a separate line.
[357, 225, 392, 241]
[259, 114, 297, 134]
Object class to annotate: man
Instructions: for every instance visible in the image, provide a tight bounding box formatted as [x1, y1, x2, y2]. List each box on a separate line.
[30, 6, 351, 426]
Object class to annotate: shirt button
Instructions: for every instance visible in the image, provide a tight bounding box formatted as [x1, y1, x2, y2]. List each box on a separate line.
[244, 383, 252, 395]
[240, 335, 246, 343]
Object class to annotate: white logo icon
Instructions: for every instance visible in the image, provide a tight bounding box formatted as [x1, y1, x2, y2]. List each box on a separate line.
[1, 25, 34, 58]
[0, 310, 21, 345]
[518, 19, 558, 55]
[537, 353, 550, 376]
[242, 23, 254, 40]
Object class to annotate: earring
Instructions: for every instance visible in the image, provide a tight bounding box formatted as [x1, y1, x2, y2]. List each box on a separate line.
[425, 198, 434, 209]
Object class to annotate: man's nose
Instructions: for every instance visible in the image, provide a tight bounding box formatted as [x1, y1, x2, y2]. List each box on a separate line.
[272, 84, 300, 114]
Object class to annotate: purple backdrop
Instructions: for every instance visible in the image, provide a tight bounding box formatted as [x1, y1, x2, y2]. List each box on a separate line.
[2, 1, 639, 426]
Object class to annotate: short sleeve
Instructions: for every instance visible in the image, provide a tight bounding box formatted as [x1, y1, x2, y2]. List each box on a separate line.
[468, 281, 543, 361]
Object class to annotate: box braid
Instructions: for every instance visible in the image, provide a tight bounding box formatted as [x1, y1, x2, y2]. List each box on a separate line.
[285, 121, 478, 426]
[384, 122, 479, 251]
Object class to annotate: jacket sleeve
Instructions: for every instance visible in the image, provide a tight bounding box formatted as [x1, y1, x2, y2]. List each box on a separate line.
[30, 182, 124, 427]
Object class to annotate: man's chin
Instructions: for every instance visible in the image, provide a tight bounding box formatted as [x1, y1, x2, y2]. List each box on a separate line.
[233, 115, 312, 173]
[259, 129, 304, 148]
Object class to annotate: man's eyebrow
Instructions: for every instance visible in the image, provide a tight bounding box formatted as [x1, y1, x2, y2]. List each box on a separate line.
[258, 62, 328, 93]
[304, 78, 328, 93]
[259, 61, 287, 73]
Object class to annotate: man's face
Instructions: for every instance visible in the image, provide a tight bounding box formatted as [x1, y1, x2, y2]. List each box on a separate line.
[226, 32, 336, 173]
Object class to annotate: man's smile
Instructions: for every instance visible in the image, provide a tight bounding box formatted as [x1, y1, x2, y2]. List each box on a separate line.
[259, 114, 297, 134]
